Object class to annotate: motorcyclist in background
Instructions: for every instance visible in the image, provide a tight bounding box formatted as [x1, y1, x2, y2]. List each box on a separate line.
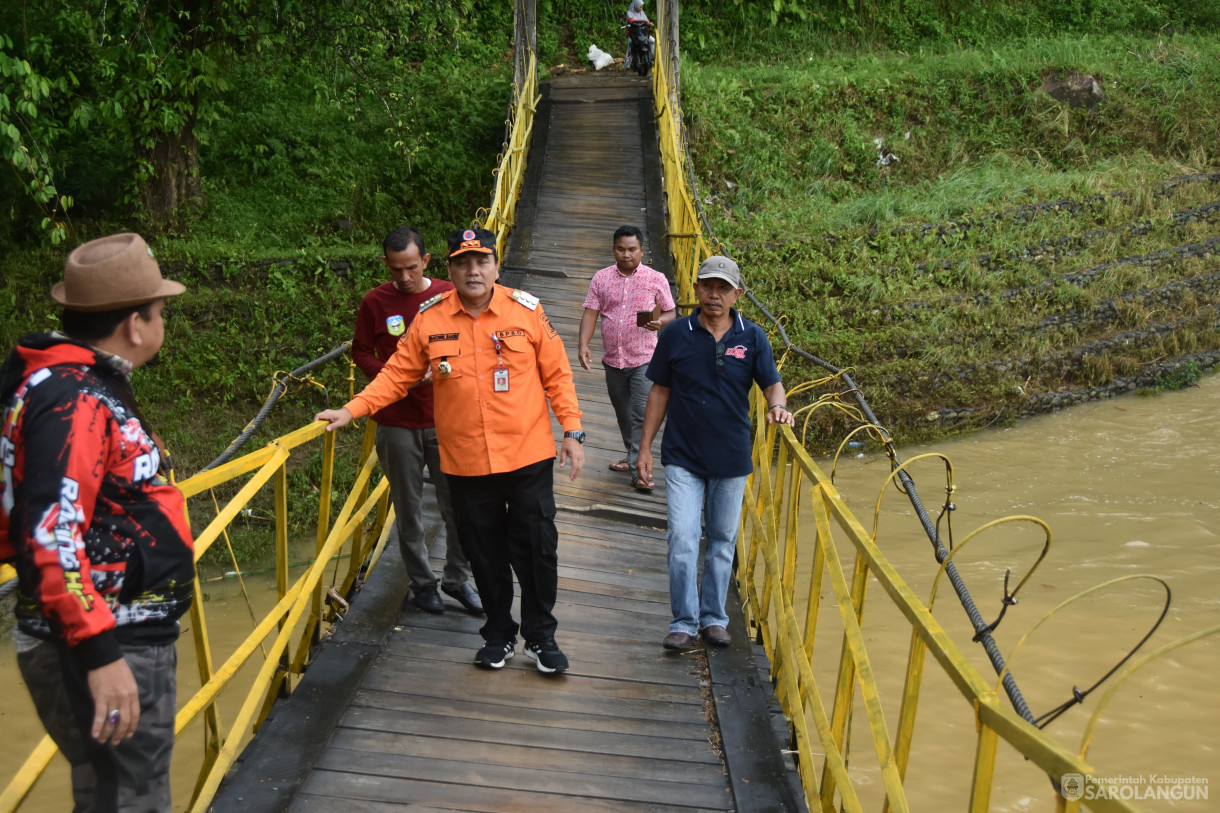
[623, 0, 655, 73]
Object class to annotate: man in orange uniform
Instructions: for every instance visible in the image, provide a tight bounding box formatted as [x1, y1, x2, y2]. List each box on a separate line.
[317, 227, 585, 674]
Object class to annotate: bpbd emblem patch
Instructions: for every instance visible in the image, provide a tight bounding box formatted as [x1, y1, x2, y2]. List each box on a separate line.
[386, 315, 406, 336]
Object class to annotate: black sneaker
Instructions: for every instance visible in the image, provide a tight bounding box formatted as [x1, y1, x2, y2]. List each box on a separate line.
[474, 639, 515, 670]
[414, 585, 444, 614]
[524, 639, 569, 674]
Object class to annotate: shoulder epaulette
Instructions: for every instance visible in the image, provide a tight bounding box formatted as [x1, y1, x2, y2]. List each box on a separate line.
[419, 293, 445, 312]
[510, 289, 539, 311]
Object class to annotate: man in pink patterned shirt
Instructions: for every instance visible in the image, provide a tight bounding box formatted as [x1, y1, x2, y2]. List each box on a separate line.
[578, 225, 676, 491]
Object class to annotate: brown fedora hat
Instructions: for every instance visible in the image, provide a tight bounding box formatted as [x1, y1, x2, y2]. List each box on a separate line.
[51, 233, 186, 312]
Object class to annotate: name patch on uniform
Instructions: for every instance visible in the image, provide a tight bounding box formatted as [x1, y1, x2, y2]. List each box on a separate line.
[724, 345, 748, 360]
[496, 329, 526, 338]
[386, 315, 406, 336]
[429, 333, 460, 342]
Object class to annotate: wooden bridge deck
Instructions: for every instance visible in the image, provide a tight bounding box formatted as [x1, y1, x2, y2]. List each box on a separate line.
[214, 74, 799, 813]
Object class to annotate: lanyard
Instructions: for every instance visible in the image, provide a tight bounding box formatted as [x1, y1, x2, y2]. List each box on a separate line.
[490, 331, 509, 392]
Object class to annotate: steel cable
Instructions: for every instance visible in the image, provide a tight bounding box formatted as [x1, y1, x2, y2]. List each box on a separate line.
[199, 342, 351, 473]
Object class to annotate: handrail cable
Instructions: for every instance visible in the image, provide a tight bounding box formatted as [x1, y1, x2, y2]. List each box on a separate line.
[199, 342, 351, 473]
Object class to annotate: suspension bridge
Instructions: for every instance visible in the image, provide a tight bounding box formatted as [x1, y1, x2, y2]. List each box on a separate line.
[3, 2, 1215, 812]
[208, 69, 801, 813]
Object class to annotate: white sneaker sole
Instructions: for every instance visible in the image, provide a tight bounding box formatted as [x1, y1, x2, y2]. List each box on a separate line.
[474, 649, 514, 669]
[524, 647, 568, 674]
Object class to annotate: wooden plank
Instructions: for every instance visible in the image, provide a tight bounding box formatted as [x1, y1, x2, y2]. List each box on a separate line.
[313, 746, 731, 809]
[357, 668, 702, 722]
[300, 770, 729, 812]
[325, 729, 723, 786]
[348, 688, 708, 740]
[338, 705, 719, 765]
[371, 635, 698, 686]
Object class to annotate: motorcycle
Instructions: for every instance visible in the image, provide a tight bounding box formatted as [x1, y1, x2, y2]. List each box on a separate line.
[623, 20, 654, 77]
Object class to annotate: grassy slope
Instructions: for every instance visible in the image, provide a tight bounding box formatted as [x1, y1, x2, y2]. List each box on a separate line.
[680, 33, 1220, 448]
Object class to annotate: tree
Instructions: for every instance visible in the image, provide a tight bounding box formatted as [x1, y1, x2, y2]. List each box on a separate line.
[0, 0, 474, 238]
[0, 30, 75, 243]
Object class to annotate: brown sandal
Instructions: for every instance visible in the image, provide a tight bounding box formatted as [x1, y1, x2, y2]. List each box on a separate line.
[609, 459, 632, 472]
[632, 475, 654, 492]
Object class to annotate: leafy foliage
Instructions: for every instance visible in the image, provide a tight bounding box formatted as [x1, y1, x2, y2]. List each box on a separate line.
[0, 0, 484, 237]
[677, 0, 1218, 57]
[0, 32, 74, 244]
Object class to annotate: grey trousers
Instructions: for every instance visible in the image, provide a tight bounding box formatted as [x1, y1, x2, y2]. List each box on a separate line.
[18, 639, 177, 813]
[374, 423, 471, 592]
[604, 362, 651, 466]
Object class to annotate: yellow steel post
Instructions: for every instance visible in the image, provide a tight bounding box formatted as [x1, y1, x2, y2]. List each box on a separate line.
[889, 624, 931, 794]
[311, 426, 337, 648]
[804, 484, 831, 664]
[251, 461, 292, 732]
[969, 717, 1000, 813]
[185, 574, 222, 810]
[768, 452, 805, 722]
[340, 419, 380, 595]
[275, 463, 289, 627]
[337, 478, 389, 598]
[179, 495, 222, 812]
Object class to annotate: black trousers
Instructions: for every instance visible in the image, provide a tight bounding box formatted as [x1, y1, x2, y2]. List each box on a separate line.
[447, 458, 559, 644]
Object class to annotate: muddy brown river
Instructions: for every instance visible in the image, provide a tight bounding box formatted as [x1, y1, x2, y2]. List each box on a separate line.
[807, 374, 1218, 811]
[2, 377, 1217, 810]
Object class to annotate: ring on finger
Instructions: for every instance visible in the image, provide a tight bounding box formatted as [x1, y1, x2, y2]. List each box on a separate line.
[107, 709, 121, 725]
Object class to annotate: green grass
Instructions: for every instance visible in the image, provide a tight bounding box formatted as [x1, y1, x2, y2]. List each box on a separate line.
[676, 31, 1220, 448]
[684, 34, 1219, 243]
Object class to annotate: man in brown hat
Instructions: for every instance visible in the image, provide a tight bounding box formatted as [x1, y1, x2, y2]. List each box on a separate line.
[0, 233, 195, 811]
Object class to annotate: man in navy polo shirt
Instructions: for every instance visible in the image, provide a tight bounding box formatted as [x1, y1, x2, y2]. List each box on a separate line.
[636, 256, 795, 650]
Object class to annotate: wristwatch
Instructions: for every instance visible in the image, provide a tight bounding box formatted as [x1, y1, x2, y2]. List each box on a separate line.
[563, 430, 586, 444]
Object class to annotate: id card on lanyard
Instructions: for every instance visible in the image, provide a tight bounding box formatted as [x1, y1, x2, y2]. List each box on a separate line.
[491, 332, 509, 392]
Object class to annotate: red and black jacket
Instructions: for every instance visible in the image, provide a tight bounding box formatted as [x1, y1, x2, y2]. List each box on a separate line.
[0, 334, 195, 671]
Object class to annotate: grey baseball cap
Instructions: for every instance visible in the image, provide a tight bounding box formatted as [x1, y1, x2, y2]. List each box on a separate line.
[696, 255, 742, 289]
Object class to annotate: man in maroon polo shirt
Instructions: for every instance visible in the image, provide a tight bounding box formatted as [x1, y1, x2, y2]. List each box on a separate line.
[351, 225, 482, 615]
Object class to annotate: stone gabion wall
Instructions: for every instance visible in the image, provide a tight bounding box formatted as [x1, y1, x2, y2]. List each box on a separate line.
[915, 349, 1220, 428]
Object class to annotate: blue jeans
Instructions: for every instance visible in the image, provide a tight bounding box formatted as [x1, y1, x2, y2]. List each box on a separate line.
[664, 464, 748, 635]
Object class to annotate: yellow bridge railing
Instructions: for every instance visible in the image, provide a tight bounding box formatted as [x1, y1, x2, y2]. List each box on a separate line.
[1, 417, 395, 812]
[476, 0, 539, 258]
[651, 0, 713, 307]
[650, 2, 1218, 810]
